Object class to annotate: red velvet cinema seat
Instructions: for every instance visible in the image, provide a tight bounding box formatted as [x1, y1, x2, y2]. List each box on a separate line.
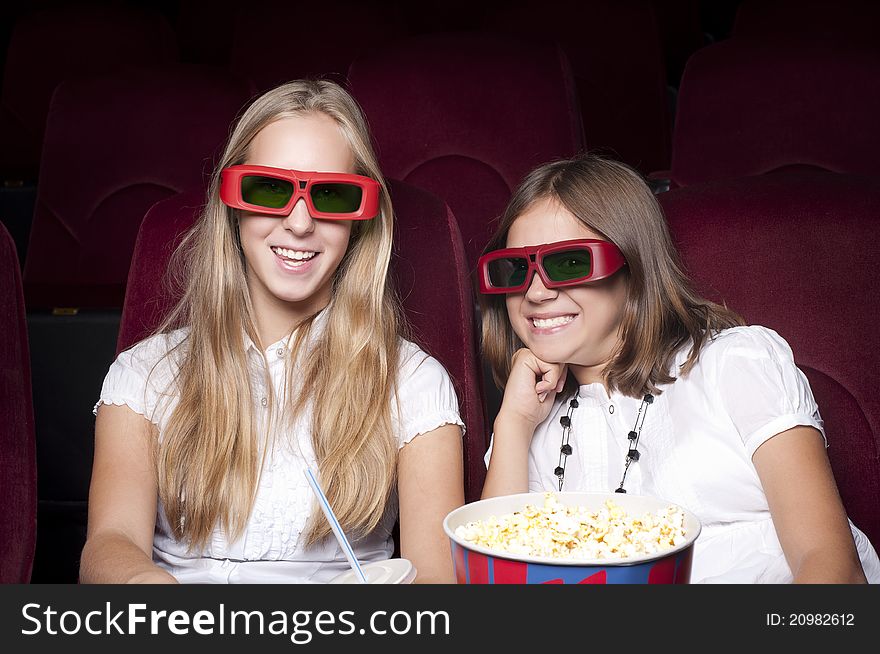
[660, 170, 880, 547]
[117, 180, 487, 503]
[347, 33, 584, 272]
[483, 0, 672, 174]
[0, 222, 36, 583]
[23, 65, 254, 309]
[22, 65, 253, 581]
[0, 4, 178, 181]
[662, 39, 880, 189]
[0, 4, 178, 271]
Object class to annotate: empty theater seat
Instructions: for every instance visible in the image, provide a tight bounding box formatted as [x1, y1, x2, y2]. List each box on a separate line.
[663, 39, 880, 188]
[0, 221, 36, 583]
[23, 65, 254, 309]
[0, 4, 178, 269]
[22, 65, 253, 581]
[483, 0, 672, 173]
[118, 181, 487, 503]
[660, 170, 880, 546]
[0, 4, 178, 181]
[348, 32, 584, 271]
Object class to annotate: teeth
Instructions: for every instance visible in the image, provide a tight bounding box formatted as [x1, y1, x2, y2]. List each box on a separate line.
[532, 315, 576, 328]
[271, 246, 317, 261]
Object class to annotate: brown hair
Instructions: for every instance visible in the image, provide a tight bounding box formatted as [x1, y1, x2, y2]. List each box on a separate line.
[480, 152, 744, 399]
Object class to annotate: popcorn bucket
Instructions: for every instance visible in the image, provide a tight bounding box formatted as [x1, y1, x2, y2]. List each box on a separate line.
[443, 492, 701, 584]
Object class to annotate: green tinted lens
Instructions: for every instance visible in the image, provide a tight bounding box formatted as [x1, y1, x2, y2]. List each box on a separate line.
[310, 183, 363, 214]
[543, 249, 592, 282]
[488, 257, 530, 288]
[240, 175, 294, 209]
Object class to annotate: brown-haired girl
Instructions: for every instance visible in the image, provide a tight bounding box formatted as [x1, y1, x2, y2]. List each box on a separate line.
[479, 152, 878, 583]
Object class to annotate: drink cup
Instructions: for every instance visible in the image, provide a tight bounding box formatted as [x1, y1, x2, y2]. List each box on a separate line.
[328, 558, 417, 584]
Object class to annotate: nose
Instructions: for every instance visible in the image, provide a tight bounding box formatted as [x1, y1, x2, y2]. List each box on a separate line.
[280, 197, 315, 235]
[524, 268, 558, 303]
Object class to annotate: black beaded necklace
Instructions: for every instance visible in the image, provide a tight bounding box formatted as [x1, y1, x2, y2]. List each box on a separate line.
[554, 392, 654, 493]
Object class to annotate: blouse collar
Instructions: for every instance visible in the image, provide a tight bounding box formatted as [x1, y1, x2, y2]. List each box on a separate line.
[242, 306, 330, 355]
[576, 381, 614, 407]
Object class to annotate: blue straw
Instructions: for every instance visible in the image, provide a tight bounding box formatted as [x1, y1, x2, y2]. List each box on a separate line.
[305, 467, 368, 584]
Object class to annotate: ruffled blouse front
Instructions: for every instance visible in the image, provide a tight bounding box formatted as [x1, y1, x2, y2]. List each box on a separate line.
[94, 312, 464, 583]
[487, 326, 880, 583]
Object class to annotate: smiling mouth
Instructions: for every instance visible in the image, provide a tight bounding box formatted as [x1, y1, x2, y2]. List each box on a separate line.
[530, 315, 577, 329]
[271, 246, 319, 263]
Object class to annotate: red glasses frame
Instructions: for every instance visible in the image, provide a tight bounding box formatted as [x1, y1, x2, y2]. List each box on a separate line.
[478, 238, 627, 294]
[219, 164, 381, 220]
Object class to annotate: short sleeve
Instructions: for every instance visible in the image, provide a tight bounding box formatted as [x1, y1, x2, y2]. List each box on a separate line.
[393, 342, 465, 449]
[709, 326, 825, 457]
[92, 331, 184, 428]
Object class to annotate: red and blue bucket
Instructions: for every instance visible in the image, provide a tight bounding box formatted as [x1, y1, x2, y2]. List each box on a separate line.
[444, 492, 701, 584]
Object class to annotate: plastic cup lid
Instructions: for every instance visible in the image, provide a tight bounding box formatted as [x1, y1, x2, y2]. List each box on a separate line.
[328, 558, 417, 584]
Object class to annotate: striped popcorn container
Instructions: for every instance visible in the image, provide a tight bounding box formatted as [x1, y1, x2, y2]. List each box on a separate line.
[443, 492, 701, 584]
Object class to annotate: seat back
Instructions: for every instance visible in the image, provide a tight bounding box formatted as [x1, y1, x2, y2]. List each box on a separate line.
[0, 221, 36, 582]
[22, 66, 253, 309]
[348, 33, 584, 270]
[119, 181, 487, 501]
[0, 5, 178, 180]
[668, 39, 880, 187]
[660, 170, 880, 545]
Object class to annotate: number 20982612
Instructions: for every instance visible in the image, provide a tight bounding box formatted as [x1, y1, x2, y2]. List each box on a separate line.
[766, 613, 855, 627]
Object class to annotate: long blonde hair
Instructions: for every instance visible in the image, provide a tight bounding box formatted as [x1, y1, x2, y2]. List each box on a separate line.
[480, 153, 743, 399]
[151, 80, 404, 549]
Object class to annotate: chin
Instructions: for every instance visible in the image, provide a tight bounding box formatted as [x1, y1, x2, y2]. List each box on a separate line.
[524, 342, 575, 365]
[270, 286, 321, 304]
[263, 268, 327, 302]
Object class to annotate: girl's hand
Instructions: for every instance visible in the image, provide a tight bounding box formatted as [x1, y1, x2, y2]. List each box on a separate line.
[497, 348, 568, 428]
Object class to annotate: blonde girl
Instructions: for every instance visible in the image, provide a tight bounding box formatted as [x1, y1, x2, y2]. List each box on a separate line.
[81, 80, 464, 584]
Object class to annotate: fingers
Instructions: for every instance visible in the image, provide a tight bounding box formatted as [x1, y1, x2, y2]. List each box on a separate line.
[510, 349, 569, 404]
[555, 364, 568, 394]
[534, 363, 568, 403]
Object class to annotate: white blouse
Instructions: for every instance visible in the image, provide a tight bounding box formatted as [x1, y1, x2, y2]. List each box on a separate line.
[487, 326, 880, 583]
[94, 310, 465, 583]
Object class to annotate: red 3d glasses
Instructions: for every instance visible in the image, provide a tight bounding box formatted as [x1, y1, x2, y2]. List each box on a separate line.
[220, 164, 380, 220]
[478, 239, 627, 294]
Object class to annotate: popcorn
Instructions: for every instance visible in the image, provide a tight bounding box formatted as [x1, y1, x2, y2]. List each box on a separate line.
[454, 493, 687, 560]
